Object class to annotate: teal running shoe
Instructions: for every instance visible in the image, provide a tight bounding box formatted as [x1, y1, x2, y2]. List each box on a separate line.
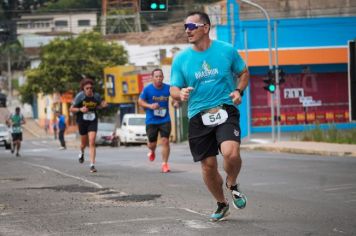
[228, 184, 247, 209]
[210, 202, 230, 222]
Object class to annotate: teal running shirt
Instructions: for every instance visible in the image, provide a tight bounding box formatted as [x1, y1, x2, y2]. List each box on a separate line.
[170, 40, 246, 119]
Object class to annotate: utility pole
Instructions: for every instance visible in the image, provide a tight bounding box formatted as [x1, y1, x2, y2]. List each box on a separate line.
[274, 21, 281, 142]
[101, 0, 141, 34]
[101, 0, 107, 35]
[240, 0, 275, 141]
[7, 51, 12, 106]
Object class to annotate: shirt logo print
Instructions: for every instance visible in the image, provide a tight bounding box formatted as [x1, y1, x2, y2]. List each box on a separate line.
[195, 60, 219, 80]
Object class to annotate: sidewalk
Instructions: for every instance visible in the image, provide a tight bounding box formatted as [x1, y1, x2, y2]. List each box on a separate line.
[23, 118, 80, 148]
[241, 141, 356, 157]
[23, 117, 356, 157]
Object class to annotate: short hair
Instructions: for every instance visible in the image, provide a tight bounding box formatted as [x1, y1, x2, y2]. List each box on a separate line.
[15, 107, 20, 112]
[186, 11, 211, 25]
[151, 68, 163, 76]
[80, 77, 94, 90]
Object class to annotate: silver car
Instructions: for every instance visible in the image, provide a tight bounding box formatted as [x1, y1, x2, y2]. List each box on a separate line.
[95, 122, 118, 147]
[0, 123, 12, 150]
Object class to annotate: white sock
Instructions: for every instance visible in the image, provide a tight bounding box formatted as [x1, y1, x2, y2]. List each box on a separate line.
[90, 163, 94, 167]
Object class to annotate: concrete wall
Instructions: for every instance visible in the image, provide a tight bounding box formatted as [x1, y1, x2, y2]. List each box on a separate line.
[239, 0, 356, 19]
[237, 16, 356, 50]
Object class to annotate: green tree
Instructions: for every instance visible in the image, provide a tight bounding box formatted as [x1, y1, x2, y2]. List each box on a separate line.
[0, 40, 27, 70]
[20, 31, 128, 104]
[41, 0, 100, 11]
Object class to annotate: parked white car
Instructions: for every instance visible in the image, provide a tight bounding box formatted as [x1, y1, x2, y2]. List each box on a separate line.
[0, 123, 12, 150]
[116, 114, 147, 146]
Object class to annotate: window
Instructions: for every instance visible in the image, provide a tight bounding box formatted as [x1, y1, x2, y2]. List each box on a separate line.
[128, 118, 145, 126]
[18, 23, 29, 29]
[78, 20, 90, 27]
[55, 20, 68, 27]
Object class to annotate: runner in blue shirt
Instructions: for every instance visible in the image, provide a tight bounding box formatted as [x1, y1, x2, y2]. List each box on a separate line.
[56, 111, 66, 150]
[170, 12, 250, 222]
[138, 68, 172, 173]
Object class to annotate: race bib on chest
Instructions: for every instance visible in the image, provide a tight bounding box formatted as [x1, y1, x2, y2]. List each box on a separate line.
[201, 108, 228, 127]
[83, 112, 96, 121]
[12, 126, 22, 133]
[153, 108, 167, 117]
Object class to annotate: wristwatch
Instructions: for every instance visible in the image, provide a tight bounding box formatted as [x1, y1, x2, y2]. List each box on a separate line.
[235, 88, 244, 96]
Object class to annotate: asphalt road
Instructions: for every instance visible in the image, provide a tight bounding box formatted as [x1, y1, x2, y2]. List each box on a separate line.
[0, 139, 356, 236]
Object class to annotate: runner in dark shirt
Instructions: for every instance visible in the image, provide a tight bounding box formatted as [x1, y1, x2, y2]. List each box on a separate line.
[70, 77, 108, 173]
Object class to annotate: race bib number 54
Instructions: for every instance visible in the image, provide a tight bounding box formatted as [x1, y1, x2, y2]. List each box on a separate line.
[201, 109, 228, 127]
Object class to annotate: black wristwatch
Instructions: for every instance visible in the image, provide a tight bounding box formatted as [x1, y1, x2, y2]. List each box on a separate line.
[235, 88, 244, 96]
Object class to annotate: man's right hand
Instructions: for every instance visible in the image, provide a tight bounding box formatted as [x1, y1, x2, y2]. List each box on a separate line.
[80, 106, 88, 113]
[180, 87, 194, 101]
[150, 103, 160, 110]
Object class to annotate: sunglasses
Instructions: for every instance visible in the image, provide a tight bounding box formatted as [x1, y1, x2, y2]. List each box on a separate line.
[184, 23, 206, 31]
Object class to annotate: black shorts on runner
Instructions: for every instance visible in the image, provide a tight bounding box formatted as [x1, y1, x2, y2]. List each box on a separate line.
[78, 121, 98, 136]
[188, 104, 241, 162]
[12, 133, 23, 142]
[146, 122, 171, 142]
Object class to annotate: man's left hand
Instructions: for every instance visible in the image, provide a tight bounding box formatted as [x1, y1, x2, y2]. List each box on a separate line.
[230, 90, 242, 105]
[101, 101, 108, 108]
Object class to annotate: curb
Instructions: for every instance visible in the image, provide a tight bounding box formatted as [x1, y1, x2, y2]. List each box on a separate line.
[241, 145, 356, 157]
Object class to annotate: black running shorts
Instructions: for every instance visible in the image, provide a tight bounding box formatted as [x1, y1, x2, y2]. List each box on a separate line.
[188, 104, 241, 162]
[12, 133, 23, 142]
[78, 121, 98, 135]
[146, 121, 171, 142]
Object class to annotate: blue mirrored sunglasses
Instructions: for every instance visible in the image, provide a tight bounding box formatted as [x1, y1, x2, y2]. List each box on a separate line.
[184, 23, 205, 31]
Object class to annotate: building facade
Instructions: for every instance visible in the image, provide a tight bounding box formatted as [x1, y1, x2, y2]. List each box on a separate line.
[17, 12, 97, 35]
[211, 0, 356, 137]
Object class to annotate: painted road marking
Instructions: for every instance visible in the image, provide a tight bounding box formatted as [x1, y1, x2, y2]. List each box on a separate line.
[84, 217, 174, 225]
[24, 162, 103, 189]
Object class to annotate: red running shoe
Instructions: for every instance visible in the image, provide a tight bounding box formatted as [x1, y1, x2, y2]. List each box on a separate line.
[162, 163, 170, 173]
[147, 151, 155, 162]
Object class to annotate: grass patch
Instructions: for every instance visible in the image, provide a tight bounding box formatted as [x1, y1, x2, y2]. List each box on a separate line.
[296, 126, 356, 144]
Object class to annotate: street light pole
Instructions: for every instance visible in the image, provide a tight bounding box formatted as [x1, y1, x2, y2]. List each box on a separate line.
[274, 21, 281, 142]
[240, 0, 275, 141]
[7, 51, 12, 106]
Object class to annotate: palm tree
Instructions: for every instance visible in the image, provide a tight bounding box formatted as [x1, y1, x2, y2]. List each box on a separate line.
[0, 40, 26, 104]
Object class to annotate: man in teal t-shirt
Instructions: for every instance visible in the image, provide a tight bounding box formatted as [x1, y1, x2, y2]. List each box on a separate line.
[7, 107, 26, 157]
[170, 11, 250, 222]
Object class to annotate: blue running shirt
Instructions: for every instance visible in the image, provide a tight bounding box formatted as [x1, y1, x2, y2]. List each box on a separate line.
[139, 83, 171, 125]
[170, 40, 246, 119]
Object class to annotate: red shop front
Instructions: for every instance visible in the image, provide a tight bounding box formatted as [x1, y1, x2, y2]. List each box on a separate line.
[251, 71, 349, 126]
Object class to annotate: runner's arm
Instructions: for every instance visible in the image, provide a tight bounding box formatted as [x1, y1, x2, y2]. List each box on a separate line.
[69, 105, 82, 113]
[21, 115, 26, 125]
[170, 86, 193, 102]
[138, 98, 157, 110]
[170, 87, 181, 101]
[230, 68, 250, 105]
[236, 67, 249, 92]
[97, 100, 108, 109]
[70, 92, 84, 113]
[5, 115, 11, 127]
